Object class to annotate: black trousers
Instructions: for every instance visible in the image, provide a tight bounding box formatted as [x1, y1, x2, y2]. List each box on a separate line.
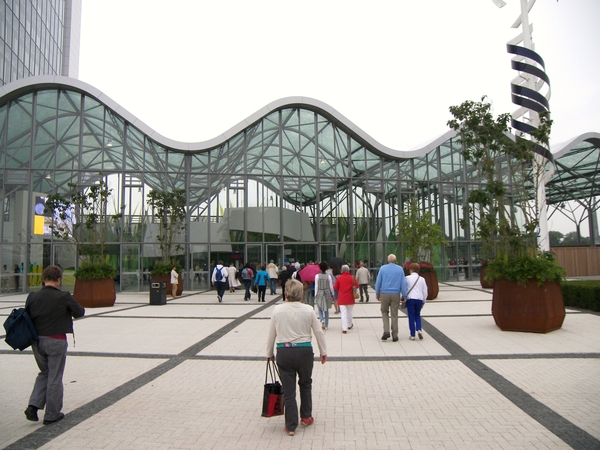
[275, 346, 314, 432]
[359, 283, 369, 301]
[257, 285, 266, 301]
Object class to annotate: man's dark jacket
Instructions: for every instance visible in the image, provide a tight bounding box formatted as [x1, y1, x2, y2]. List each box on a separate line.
[26, 286, 85, 336]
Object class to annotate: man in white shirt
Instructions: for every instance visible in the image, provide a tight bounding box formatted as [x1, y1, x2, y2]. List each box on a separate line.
[266, 260, 279, 294]
[355, 261, 371, 302]
[211, 261, 228, 302]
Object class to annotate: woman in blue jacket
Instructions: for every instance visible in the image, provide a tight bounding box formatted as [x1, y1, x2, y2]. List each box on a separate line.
[254, 264, 270, 302]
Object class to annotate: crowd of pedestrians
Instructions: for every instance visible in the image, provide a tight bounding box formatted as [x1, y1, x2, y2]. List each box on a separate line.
[209, 256, 425, 342]
[264, 253, 427, 437]
[17, 255, 425, 437]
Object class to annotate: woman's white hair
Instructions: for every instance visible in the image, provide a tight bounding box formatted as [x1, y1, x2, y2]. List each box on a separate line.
[341, 265, 350, 273]
[285, 279, 304, 301]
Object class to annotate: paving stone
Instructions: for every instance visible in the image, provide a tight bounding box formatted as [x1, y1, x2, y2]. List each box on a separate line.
[0, 284, 598, 450]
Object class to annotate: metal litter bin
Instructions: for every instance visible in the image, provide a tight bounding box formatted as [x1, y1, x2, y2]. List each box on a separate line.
[149, 281, 167, 305]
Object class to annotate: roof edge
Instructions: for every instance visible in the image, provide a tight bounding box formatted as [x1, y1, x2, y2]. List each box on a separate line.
[0, 76, 456, 159]
[551, 132, 600, 159]
[6, 77, 597, 161]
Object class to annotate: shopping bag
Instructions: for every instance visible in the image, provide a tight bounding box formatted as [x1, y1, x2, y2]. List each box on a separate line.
[261, 360, 284, 417]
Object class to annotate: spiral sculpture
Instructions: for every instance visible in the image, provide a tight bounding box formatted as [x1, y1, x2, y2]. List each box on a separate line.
[494, 0, 553, 250]
[504, 0, 553, 161]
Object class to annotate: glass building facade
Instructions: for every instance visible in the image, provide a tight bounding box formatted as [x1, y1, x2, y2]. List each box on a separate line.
[1, 78, 598, 293]
[0, 0, 81, 86]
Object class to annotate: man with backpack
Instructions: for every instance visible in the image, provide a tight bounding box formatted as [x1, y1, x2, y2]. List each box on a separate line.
[211, 260, 228, 302]
[24, 265, 85, 425]
[241, 263, 254, 301]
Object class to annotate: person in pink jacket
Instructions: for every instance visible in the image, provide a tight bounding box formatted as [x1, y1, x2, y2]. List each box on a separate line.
[333, 265, 359, 334]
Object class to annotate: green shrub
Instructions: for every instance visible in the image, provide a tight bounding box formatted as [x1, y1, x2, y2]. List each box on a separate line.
[74, 262, 117, 281]
[150, 261, 182, 276]
[485, 252, 566, 286]
[561, 280, 600, 312]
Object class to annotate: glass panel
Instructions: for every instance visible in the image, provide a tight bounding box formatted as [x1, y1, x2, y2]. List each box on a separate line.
[28, 244, 45, 291]
[1, 246, 18, 293]
[283, 243, 316, 266]
[125, 126, 146, 171]
[103, 110, 124, 171]
[121, 244, 140, 292]
[246, 244, 262, 266]
[6, 94, 33, 168]
[190, 245, 209, 291]
[32, 109, 56, 169]
[319, 244, 337, 265]
[265, 244, 284, 269]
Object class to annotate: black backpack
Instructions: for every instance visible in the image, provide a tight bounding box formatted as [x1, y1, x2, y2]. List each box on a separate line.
[4, 306, 38, 351]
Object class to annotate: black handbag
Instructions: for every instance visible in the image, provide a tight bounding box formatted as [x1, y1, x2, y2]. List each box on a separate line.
[261, 360, 284, 417]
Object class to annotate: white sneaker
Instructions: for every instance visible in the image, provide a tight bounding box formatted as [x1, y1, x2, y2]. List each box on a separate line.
[409, 336, 415, 341]
[418, 331, 423, 340]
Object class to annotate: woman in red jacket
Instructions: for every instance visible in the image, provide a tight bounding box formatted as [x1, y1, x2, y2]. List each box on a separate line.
[333, 265, 359, 334]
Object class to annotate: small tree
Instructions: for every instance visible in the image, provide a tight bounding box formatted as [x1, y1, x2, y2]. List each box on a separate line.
[147, 189, 186, 274]
[447, 96, 564, 284]
[396, 197, 447, 264]
[45, 180, 120, 279]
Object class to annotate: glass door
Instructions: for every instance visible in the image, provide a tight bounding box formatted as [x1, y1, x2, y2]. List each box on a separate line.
[190, 245, 209, 290]
[121, 244, 140, 292]
[265, 244, 284, 268]
[246, 244, 263, 266]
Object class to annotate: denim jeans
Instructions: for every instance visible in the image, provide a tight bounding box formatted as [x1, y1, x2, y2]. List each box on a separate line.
[317, 307, 329, 328]
[406, 299, 424, 337]
[243, 279, 252, 299]
[269, 278, 277, 294]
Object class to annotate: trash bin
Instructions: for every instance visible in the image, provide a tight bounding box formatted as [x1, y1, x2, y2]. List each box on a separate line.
[149, 281, 167, 305]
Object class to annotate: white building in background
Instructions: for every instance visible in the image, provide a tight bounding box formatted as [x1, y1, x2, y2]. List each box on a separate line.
[0, 0, 81, 86]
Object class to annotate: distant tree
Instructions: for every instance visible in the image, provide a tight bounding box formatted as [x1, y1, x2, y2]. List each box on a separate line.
[548, 231, 564, 247]
[561, 232, 590, 246]
[147, 189, 186, 274]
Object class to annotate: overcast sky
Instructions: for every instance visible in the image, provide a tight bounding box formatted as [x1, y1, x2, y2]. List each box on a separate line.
[78, 0, 600, 234]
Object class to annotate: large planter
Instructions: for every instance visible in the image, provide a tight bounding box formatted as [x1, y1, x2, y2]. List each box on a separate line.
[73, 278, 116, 308]
[492, 279, 565, 333]
[421, 271, 439, 300]
[480, 265, 494, 289]
[151, 274, 183, 296]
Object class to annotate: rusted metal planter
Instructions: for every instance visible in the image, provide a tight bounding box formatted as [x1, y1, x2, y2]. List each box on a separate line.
[421, 271, 439, 300]
[73, 277, 116, 308]
[480, 265, 494, 289]
[492, 279, 565, 333]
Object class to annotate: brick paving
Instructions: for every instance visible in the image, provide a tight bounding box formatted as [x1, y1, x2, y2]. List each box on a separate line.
[1, 281, 599, 450]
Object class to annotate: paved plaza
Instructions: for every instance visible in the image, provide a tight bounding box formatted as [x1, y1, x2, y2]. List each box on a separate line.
[1, 281, 599, 450]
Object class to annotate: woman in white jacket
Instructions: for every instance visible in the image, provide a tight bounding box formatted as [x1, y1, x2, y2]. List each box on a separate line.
[266, 279, 327, 436]
[227, 263, 241, 292]
[404, 262, 428, 340]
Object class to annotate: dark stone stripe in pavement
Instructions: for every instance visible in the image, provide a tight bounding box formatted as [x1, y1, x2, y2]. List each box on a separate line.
[423, 318, 600, 450]
[4, 296, 281, 450]
[479, 353, 600, 360]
